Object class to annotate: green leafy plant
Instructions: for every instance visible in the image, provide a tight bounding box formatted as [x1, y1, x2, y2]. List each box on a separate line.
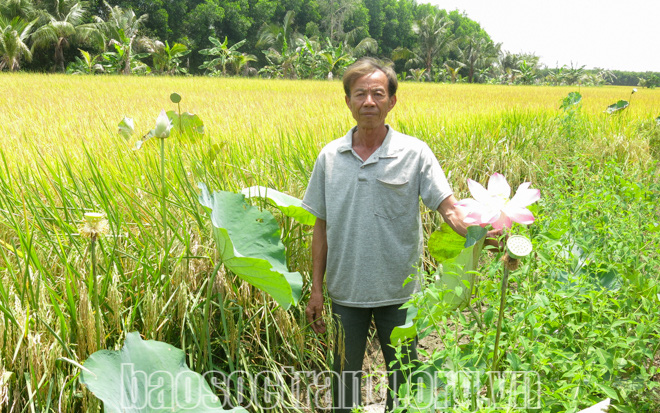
[199, 37, 254, 76]
[391, 224, 486, 344]
[605, 88, 637, 115]
[166, 93, 204, 144]
[78, 332, 247, 412]
[152, 41, 190, 75]
[560, 91, 583, 143]
[198, 183, 303, 309]
[66, 49, 104, 75]
[605, 100, 630, 114]
[241, 186, 316, 226]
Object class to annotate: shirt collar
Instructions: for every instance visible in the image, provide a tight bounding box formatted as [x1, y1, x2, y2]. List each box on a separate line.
[337, 125, 404, 158]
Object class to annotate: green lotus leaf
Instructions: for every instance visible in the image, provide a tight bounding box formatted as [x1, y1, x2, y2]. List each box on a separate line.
[428, 224, 464, 263]
[605, 100, 629, 114]
[434, 229, 485, 309]
[80, 332, 247, 412]
[118, 117, 135, 140]
[170, 92, 182, 104]
[198, 183, 302, 309]
[391, 224, 486, 344]
[167, 111, 204, 143]
[241, 186, 316, 226]
[560, 91, 582, 110]
[464, 225, 488, 248]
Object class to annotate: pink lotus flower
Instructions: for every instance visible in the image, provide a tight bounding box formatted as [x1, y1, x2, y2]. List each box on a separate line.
[455, 173, 540, 229]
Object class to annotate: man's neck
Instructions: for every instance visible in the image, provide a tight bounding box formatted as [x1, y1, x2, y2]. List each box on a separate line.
[351, 123, 389, 162]
[353, 123, 388, 150]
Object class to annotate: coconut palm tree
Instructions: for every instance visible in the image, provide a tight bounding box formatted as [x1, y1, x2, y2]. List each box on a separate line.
[0, 15, 35, 70]
[31, 0, 101, 72]
[497, 51, 520, 84]
[256, 10, 302, 57]
[412, 13, 454, 78]
[392, 14, 454, 80]
[92, 1, 149, 74]
[459, 34, 499, 83]
[0, 0, 35, 20]
[346, 36, 377, 59]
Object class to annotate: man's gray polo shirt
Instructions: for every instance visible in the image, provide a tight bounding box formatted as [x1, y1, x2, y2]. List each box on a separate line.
[302, 126, 453, 307]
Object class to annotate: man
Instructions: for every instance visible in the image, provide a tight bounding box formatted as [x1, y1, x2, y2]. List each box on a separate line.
[302, 58, 485, 412]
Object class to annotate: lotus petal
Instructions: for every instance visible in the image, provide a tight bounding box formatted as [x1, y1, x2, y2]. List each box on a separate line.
[504, 207, 535, 225]
[509, 183, 541, 208]
[457, 173, 540, 229]
[487, 173, 510, 198]
[467, 179, 492, 203]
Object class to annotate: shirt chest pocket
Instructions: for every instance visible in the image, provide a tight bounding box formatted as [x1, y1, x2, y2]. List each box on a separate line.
[374, 175, 416, 220]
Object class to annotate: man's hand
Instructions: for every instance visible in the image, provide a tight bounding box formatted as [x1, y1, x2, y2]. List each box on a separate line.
[307, 218, 328, 334]
[438, 195, 506, 251]
[306, 292, 326, 334]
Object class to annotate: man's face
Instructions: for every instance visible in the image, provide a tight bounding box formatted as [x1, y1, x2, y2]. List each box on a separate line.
[345, 70, 397, 129]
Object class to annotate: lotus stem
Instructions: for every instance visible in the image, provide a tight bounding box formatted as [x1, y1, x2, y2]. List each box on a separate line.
[177, 102, 183, 136]
[487, 261, 510, 403]
[491, 262, 510, 373]
[160, 137, 168, 279]
[90, 236, 101, 351]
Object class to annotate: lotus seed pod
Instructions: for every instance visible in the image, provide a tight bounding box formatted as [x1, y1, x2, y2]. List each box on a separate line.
[506, 235, 532, 259]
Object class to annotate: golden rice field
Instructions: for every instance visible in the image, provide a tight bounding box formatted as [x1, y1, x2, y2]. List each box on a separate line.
[5, 74, 659, 191]
[0, 73, 659, 412]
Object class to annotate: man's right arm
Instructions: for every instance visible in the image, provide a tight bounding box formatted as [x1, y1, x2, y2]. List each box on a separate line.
[306, 218, 327, 334]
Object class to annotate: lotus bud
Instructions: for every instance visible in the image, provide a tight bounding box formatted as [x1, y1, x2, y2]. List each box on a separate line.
[84, 212, 104, 225]
[153, 110, 173, 138]
[80, 212, 109, 240]
[632, 88, 637, 94]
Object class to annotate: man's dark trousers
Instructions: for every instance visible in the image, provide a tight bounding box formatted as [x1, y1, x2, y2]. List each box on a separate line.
[332, 302, 418, 412]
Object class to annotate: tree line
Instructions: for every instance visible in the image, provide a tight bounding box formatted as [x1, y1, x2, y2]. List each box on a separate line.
[1, 0, 658, 86]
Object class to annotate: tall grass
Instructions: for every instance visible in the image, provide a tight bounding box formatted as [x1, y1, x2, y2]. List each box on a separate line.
[0, 73, 658, 411]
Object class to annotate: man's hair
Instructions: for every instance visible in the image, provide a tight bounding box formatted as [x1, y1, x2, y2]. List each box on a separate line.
[342, 57, 398, 98]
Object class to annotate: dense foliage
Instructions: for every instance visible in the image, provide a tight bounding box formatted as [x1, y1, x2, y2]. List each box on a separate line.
[2, 0, 658, 85]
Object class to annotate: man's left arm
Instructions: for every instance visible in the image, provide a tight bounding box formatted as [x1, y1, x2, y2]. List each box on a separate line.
[437, 195, 469, 236]
[415, 143, 502, 247]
